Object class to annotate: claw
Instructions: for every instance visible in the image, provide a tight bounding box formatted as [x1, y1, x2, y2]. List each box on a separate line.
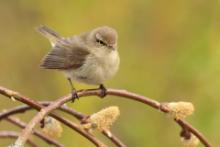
[40, 118, 45, 128]
[67, 78, 79, 102]
[99, 84, 107, 98]
[71, 90, 79, 102]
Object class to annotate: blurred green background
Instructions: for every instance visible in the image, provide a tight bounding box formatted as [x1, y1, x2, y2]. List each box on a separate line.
[0, 0, 219, 146]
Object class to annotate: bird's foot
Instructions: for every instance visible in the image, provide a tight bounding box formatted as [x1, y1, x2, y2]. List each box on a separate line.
[71, 90, 79, 102]
[99, 84, 107, 98]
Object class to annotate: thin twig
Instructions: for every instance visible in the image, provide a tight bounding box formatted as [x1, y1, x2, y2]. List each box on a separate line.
[12, 95, 86, 146]
[51, 114, 107, 147]
[0, 102, 83, 120]
[5, 116, 64, 147]
[13, 93, 116, 147]
[0, 102, 126, 147]
[0, 131, 38, 147]
[0, 104, 109, 147]
[60, 104, 126, 147]
[102, 130, 126, 147]
[0, 87, 107, 147]
[0, 86, 212, 147]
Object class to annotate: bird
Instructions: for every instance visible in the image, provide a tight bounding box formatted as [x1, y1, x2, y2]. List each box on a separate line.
[36, 25, 120, 102]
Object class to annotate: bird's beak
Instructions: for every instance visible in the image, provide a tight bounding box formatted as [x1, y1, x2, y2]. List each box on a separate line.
[108, 44, 116, 50]
[108, 46, 114, 50]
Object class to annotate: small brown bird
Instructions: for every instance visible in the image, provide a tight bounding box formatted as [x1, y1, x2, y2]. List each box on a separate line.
[37, 25, 120, 101]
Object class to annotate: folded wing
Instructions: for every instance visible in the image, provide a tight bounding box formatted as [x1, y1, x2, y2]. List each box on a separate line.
[40, 38, 89, 70]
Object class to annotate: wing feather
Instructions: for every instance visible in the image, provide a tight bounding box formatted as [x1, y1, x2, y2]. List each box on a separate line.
[40, 38, 89, 70]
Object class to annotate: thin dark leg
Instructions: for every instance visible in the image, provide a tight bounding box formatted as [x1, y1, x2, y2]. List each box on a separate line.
[99, 84, 107, 98]
[67, 78, 79, 102]
[40, 118, 45, 128]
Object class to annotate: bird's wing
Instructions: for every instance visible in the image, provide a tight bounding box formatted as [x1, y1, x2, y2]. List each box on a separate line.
[40, 37, 89, 70]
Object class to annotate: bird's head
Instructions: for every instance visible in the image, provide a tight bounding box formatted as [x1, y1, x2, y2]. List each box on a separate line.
[88, 26, 118, 51]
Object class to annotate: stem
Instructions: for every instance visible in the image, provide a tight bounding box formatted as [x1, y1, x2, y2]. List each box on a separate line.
[0, 131, 38, 147]
[0, 102, 126, 147]
[6, 117, 64, 147]
[0, 87, 106, 147]
[0, 86, 212, 147]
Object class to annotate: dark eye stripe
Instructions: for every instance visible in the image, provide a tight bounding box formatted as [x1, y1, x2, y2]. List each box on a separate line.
[96, 39, 107, 46]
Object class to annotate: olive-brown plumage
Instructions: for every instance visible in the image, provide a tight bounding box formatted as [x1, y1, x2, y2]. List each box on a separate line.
[37, 25, 120, 101]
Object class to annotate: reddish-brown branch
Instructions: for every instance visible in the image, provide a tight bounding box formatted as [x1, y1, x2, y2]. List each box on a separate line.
[0, 131, 38, 147]
[0, 87, 107, 147]
[59, 104, 126, 147]
[176, 119, 210, 147]
[51, 115, 107, 147]
[0, 102, 126, 147]
[0, 102, 83, 120]
[102, 130, 126, 147]
[0, 103, 123, 147]
[12, 97, 67, 146]
[12, 94, 107, 147]
[0, 86, 212, 147]
[5, 116, 64, 147]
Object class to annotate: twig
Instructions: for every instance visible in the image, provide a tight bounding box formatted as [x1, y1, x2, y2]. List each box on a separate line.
[0, 87, 107, 147]
[0, 131, 38, 147]
[60, 104, 126, 147]
[5, 116, 64, 147]
[0, 102, 126, 147]
[0, 86, 212, 147]
[0, 102, 82, 120]
[51, 114, 107, 147]
[0, 104, 109, 147]
[13, 95, 119, 147]
[102, 130, 126, 147]
[176, 119, 210, 147]
[12, 94, 89, 146]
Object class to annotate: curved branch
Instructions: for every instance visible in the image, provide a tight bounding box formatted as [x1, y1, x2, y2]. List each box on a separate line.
[5, 116, 64, 147]
[0, 86, 212, 147]
[0, 102, 83, 120]
[12, 93, 106, 147]
[0, 103, 116, 147]
[0, 102, 126, 147]
[0, 87, 107, 147]
[51, 114, 107, 147]
[0, 131, 38, 147]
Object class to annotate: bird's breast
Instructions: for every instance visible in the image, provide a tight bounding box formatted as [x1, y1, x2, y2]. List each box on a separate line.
[97, 49, 120, 80]
[76, 48, 120, 85]
[70, 49, 119, 85]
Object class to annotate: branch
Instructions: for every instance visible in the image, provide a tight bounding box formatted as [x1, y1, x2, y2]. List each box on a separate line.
[0, 102, 83, 120]
[12, 93, 107, 147]
[0, 87, 107, 147]
[0, 105, 108, 147]
[0, 131, 38, 147]
[0, 102, 126, 147]
[5, 116, 64, 147]
[0, 86, 212, 147]
[60, 104, 126, 147]
[102, 130, 125, 147]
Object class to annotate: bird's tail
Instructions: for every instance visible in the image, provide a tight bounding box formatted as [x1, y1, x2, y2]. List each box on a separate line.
[36, 25, 61, 45]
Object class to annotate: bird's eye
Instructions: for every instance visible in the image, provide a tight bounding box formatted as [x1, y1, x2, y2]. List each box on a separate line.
[96, 39, 107, 46]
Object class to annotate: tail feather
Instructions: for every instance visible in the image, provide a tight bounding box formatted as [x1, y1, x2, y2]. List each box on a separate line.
[36, 25, 61, 45]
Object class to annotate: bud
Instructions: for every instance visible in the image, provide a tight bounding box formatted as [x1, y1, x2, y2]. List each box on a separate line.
[82, 106, 120, 132]
[166, 102, 194, 120]
[42, 116, 63, 138]
[181, 134, 199, 147]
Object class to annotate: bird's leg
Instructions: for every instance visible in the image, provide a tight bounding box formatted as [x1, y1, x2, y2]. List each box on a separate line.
[67, 78, 79, 102]
[40, 118, 45, 128]
[99, 84, 107, 98]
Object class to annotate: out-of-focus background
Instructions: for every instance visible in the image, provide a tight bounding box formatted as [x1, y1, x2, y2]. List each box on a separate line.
[0, 0, 219, 146]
